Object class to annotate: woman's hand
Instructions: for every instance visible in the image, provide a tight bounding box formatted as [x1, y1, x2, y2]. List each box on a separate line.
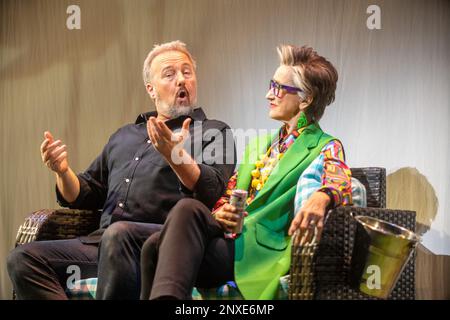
[288, 191, 331, 244]
[214, 204, 247, 233]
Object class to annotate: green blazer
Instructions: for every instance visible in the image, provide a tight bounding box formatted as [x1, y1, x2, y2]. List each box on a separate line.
[234, 123, 335, 299]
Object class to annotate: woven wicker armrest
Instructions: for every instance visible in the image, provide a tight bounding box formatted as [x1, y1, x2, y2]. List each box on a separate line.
[15, 209, 100, 246]
[289, 206, 416, 300]
[351, 167, 386, 208]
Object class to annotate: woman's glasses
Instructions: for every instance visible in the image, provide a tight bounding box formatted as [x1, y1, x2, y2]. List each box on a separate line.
[269, 79, 303, 97]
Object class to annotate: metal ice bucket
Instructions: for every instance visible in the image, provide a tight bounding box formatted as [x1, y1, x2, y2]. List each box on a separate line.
[350, 215, 420, 299]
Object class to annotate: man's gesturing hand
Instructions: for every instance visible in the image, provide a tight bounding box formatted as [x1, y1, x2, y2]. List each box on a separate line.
[147, 117, 191, 162]
[40, 131, 69, 175]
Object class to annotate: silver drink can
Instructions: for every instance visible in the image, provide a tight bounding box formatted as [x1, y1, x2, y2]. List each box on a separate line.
[229, 189, 248, 234]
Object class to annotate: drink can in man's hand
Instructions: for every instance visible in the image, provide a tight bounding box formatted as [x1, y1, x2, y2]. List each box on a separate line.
[229, 189, 248, 234]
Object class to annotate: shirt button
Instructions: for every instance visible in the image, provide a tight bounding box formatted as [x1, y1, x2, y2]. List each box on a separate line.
[147, 139, 151, 144]
[135, 157, 139, 161]
[118, 202, 124, 208]
[125, 178, 130, 183]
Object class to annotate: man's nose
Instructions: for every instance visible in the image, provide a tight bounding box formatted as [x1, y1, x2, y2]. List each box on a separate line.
[266, 89, 274, 100]
[176, 71, 186, 86]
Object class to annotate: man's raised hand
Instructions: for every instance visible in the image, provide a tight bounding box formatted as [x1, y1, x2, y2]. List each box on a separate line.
[40, 131, 69, 175]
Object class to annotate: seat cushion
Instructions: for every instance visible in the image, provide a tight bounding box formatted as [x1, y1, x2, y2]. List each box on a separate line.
[66, 277, 97, 300]
[66, 276, 290, 300]
[351, 177, 367, 207]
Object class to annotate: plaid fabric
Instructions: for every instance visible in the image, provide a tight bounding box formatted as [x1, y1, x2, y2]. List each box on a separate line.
[351, 176, 367, 207]
[294, 142, 366, 214]
[294, 141, 352, 214]
[193, 282, 243, 300]
[294, 153, 325, 214]
[66, 278, 97, 300]
[278, 275, 289, 300]
[193, 276, 289, 300]
[66, 277, 290, 300]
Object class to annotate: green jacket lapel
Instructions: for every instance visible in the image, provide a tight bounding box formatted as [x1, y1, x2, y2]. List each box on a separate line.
[247, 123, 324, 210]
[235, 133, 273, 191]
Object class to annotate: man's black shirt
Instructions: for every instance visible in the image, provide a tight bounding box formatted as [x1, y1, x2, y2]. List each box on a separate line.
[57, 108, 236, 230]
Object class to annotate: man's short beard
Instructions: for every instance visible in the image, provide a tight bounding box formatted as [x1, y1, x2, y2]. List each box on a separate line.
[154, 92, 196, 119]
[167, 104, 194, 118]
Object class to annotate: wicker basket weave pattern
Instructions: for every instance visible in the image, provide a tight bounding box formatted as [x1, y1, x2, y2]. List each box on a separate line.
[312, 207, 415, 300]
[15, 209, 100, 246]
[289, 167, 416, 300]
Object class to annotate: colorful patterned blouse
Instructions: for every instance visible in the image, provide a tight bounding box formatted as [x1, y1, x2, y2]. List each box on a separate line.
[213, 126, 352, 213]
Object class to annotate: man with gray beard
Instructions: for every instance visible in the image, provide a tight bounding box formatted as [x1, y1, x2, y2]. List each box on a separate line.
[7, 41, 236, 300]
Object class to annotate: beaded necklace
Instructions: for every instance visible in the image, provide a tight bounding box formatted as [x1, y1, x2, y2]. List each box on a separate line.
[247, 125, 306, 204]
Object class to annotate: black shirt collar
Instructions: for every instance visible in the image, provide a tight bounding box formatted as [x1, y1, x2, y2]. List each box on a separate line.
[135, 107, 207, 125]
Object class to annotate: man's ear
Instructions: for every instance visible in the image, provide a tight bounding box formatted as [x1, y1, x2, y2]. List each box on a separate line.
[146, 84, 156, 100]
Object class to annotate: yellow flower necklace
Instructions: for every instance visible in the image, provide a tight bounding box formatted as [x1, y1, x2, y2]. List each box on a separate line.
[247, 125, 306, 203]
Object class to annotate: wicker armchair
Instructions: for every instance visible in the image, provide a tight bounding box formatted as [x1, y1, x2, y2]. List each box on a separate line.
[289, 167, 416, 300]
[15, 209, 100, 246]
[14, 167, 416, 300]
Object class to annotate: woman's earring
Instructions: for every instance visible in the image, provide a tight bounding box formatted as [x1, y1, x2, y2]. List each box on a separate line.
[297, 111, 308, 129]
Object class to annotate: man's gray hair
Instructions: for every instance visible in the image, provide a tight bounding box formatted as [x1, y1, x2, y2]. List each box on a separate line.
[142, 40, 197, 86]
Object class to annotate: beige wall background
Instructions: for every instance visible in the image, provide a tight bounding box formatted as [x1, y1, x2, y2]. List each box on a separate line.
[1, 0, 449, 299]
